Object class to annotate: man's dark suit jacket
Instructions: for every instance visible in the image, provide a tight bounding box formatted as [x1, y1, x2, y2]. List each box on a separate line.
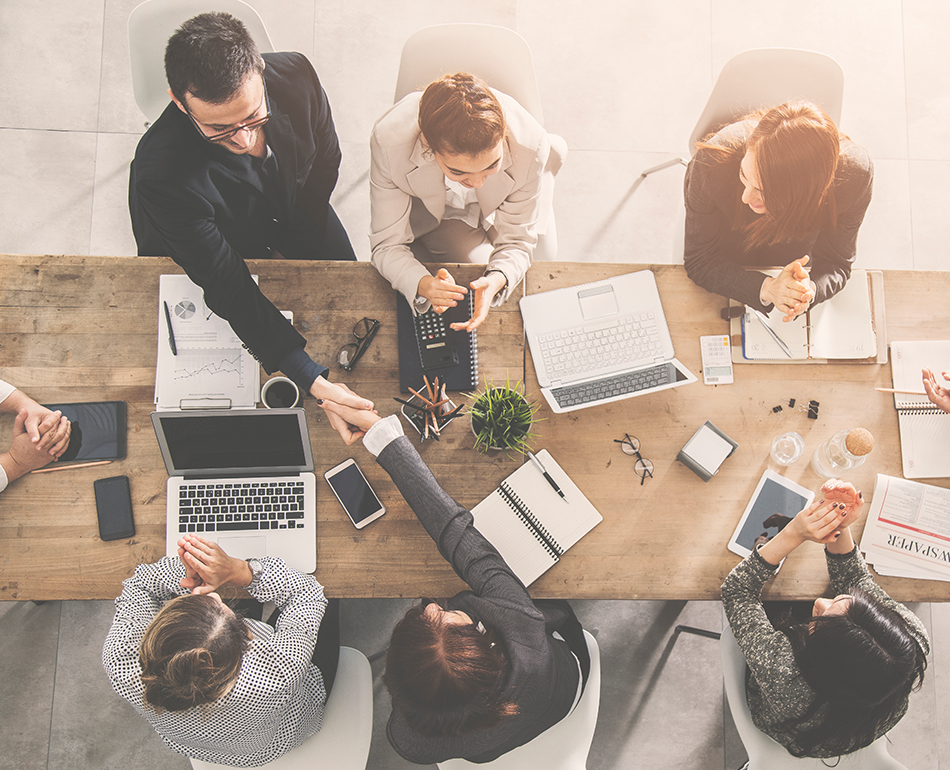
[377, 436, 590, 764]
[129, 52, 340, 374]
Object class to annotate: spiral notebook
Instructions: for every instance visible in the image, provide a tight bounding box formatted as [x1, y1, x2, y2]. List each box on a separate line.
[396, 294, 479, 392]
[890, 340, 950, 479]
[471, 450, 603, 586]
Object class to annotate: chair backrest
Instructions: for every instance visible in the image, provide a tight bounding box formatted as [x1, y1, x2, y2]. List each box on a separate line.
[190, 646, 373, 770]
[720, 623, 908, 770]
[437, 629, 601, 770]
[393, 23, 544, 123]
[128, 0, 275, 123]
[688, 48, 844, 153]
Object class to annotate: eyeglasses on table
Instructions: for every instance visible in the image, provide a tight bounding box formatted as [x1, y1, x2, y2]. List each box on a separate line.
[337, 317, 380, 371]
[614, 433, 654, 485]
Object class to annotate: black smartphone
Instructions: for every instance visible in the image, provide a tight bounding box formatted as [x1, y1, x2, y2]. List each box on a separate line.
[94, 475, 135, 541]
[43, 401, 127, 463]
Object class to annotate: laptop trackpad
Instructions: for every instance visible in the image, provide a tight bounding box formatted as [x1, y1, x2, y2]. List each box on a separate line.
[578, 285, 618, 319]
[217, 536, 267, 561]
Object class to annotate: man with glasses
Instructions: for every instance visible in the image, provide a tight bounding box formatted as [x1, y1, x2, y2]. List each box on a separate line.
[130, 12, 370, 420]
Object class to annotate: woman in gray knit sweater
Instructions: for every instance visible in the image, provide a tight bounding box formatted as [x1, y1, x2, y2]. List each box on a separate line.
[722, 479, 929, 759]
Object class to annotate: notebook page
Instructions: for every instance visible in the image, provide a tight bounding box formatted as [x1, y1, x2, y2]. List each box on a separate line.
[809, 270, 875, 359]
[891, 341, 950, 408]
[741, 307, 808, 360]
[471, 493, 557, 586]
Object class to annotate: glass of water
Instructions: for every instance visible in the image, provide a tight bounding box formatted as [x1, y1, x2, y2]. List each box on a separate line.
[770, 431, 805, 466]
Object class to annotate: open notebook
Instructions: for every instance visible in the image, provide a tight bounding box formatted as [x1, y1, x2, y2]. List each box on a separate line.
[471, 450, 603, 586]
[736, 269, 877, 361]
[890, 340, 950, 479]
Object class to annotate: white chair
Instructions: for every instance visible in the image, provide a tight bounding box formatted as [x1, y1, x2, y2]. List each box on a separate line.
[720, 623, 908, 770]
[128, 0, 275, 124]
[641, 47, 845, 178]
[436, 629, 601, 770]
[189, 646, 373, 770]
[394, 23, 566, 261]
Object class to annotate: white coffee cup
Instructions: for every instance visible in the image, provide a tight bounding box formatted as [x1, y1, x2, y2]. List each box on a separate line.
[261, 376, 300, 409]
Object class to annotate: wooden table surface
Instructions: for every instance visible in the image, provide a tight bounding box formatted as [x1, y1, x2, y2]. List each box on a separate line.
[2, 255, 949, 602]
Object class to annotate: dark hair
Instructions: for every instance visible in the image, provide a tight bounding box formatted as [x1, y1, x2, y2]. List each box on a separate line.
[777, 587, 927, 757]
[418, 73, 507, 157]
[696, 100, 842, 250]
[139, 594, 249, 713]
[382, 602, 518, 737]
[164, 12, 264, 105]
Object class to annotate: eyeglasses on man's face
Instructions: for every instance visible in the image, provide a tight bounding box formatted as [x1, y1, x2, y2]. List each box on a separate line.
[337, 318, 380, 372]
[614, 433, 654, 485]
[186, 80, 271, 144]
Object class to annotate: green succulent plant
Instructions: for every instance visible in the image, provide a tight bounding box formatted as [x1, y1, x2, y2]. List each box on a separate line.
[466, 374, 542, 454]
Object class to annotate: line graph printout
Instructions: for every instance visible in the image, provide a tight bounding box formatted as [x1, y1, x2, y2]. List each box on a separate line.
[155, 274, 261, 409]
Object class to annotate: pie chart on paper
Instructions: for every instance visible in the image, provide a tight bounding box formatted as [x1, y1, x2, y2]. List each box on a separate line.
[174, 300, 196, 320]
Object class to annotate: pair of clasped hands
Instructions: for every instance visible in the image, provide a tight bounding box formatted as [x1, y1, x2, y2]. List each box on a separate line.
[0, 393, 71, 483]
[759, 479, 864, 566]
[417, 267, 506, 332]
[759, 255, 817, 322]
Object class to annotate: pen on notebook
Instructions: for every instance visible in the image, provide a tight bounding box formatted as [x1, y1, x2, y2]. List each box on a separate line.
[31, 460, 112, 474]
[750, 308, 792, 358]
[163, 300, 178, 356]
[526, 451, 566, 501]
[875, 387, 927, 395]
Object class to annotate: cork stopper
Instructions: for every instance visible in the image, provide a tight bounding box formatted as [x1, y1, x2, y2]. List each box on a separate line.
[846, 428, 874, 456]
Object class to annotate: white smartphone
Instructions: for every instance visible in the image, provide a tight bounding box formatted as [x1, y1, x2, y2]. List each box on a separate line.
[324, 458, 386, 529]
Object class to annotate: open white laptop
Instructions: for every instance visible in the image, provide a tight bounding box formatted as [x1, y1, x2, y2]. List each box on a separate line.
[520, 270, 697, 413]
[151, 408, 317, 573]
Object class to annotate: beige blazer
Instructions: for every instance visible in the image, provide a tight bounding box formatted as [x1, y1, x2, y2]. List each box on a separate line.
[369, 89, 550, 307]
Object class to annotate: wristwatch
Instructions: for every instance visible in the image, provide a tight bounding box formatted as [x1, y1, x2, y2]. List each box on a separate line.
[245, 557, 263, 589]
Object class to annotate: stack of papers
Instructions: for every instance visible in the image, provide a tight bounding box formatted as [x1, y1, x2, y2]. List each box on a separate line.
[859, 474, 950, 582]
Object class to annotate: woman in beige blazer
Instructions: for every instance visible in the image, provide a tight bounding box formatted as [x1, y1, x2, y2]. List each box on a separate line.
[370, 73, 555, 331]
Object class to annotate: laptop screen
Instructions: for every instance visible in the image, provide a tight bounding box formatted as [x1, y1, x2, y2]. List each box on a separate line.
[151, 409, 314, 477]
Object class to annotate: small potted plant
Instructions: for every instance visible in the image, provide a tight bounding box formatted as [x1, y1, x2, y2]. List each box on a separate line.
[466, 374, 541, 454]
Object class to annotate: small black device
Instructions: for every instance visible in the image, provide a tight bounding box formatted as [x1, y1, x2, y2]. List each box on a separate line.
[324, 459, 386, 529]
[43, 400, 127, 463]
[94, 475, 135, 541]
[414, 308, 459, 370]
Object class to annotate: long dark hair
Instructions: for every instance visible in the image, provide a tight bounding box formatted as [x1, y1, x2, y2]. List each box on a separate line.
[382, 602, 518, 737]
[139, 594, 250, 713]
[778, 587, 927, 757]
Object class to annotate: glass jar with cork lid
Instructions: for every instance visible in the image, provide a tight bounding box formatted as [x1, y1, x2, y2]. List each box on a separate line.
[811, 427, 874, 477]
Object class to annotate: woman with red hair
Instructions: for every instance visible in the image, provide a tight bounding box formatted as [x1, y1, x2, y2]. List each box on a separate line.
[684, 101, 872, 322]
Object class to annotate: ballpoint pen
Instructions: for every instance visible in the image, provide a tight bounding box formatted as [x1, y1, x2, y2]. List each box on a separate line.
[526, 450, 566, 501]
[750, 307, 792, 358]
[163, 300, 178, 356]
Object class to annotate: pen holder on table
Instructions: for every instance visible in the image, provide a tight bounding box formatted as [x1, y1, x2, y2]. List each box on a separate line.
[400, 394, 460, 441]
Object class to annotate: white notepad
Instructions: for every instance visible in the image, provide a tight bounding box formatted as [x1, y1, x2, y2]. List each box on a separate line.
[471, 450, 603, 587]
[890, 340, 950, 479]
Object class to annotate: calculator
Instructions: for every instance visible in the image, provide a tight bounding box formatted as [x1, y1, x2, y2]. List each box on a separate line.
[700, 334, 734, 385]
[414, 308, 459, 370]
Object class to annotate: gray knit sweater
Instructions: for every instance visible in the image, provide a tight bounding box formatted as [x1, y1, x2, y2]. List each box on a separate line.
[721, 546, 930, 758]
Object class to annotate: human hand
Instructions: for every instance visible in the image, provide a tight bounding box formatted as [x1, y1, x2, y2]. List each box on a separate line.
[310, 376, 373, 410]
[0, 409, 67, 481]
[819, 478, 863, 515]
[450, 272, 507, 332]
[417, 268, 468, 313]
[787, 497, 857, 546]
[33, 408, 71, 458]
[922, 368, 950, 413]
[318, 394, 382, 445]
[177, 534, 251, 594]
[760, 256, 816, 322]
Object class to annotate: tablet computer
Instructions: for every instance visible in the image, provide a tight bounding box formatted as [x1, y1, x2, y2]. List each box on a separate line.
[42, 401, 127, 463]
[728, 469, 814, 560]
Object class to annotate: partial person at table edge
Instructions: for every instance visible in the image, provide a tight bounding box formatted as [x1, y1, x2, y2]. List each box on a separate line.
[319, 395, 590, 764]
[102, 534, 338, 767]
[684, 100, 873, 322]
[0, 378, 71, 490]
[722, 479, 929, 759]
[922, 367, 950, 412]
[128, 12, 371, 413]
[370, 72, 562, 331]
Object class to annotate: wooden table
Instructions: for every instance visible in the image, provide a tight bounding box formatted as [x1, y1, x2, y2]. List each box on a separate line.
[2, 255, 949, 602]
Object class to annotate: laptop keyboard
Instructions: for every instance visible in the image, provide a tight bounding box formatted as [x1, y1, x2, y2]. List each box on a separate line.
[538, 314, 663, 381]
[551, 363, 672, 409]
[177, 480, 305, 533]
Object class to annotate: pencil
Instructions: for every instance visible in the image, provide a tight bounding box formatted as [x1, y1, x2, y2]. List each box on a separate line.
[875, 387, 927, 395]
[31, 459, 113, 474]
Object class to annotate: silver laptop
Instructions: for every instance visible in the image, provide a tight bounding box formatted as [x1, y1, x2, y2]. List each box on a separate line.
[151, 408, 317, 573]
[520, 270, 697, 414]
